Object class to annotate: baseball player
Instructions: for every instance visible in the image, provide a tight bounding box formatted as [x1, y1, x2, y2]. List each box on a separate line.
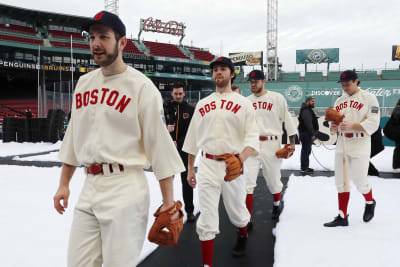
[53, 11, 185, 267]
[183, 57, 259, 266]
[324, 70, 379, 227]
[244, 70, 297, 225]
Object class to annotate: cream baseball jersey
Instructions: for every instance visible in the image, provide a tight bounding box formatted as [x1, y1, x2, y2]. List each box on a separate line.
[334, 89, 380, 157]
[248, 91, 297, 137]
[58, 66, 185, 180]
[182, 92, 260, 156]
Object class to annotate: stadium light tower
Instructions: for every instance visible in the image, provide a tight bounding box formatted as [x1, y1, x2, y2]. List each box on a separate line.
[266, 0, 278, 81]
[105, 0, 119, 15]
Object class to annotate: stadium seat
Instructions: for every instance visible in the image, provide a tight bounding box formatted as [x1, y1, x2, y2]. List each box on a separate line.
[356, 71, 378, 81]
[304, 72, 323, 82]
[143, 41, 190, 59]
[51, 41, 90, 50]
[281, 72, 301, 82]
[0, 33, 42, 45]
[327, 72, 341, 81]
[48, 30, 84, 40]
[0, 24, 36, 35]
[123, 39, 144, 54]
[189, 49, 215, 61]
[381, 70, 400, 80]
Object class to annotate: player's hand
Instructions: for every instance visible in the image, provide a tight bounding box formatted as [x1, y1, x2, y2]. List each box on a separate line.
[330, 123, 338, 133]
[339, 122, 353, 132]
[312, 136, 316, 141]
[159, 201, 180, 221]
[167, 124, 175, 132]
[187, 170, 197, 188]
[53, 185, 70, 215]
[289, 144, 295, 150]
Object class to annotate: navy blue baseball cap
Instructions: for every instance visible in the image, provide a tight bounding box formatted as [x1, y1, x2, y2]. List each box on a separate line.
[210, 57, 235, 72]
[338, 70, 358, 83]
[248, 70, 265, 81]
[83, 11, 126, 36]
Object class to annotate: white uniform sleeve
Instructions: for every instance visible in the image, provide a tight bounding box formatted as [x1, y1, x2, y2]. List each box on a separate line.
[138, 83, 185, 180]
[360, 94, 380, 136]
[281, 96, 297, 137]
[243, 100, 260, 154]
[58, 111, 80, 166]
[182, 107, 199, 156]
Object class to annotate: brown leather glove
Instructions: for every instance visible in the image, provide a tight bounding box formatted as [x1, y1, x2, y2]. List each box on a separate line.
[275, 144, 295, 159]
[325, 107, 345, 125]
[216, 153, 243, 182]
[148, 201, 184, 247]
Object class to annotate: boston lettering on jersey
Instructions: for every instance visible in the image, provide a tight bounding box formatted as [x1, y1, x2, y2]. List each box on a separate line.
[335, 100, 364, 112]
[252, 101, 273, 111]
[75, 88, 132, 113]
[198, 99, 241, 117]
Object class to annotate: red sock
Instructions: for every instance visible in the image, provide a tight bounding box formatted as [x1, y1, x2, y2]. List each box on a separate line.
[238, 226, 248, 237]
[246, 194, 254, 215]
[338, 192, 350, 218]
[363, 189, 374, 202]
[273, 192, 282, 202]
[201, 239, 214, 267]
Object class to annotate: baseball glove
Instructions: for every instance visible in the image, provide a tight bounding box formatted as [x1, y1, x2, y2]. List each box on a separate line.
[216, 153, 243, 182]
[275, 144, 295, 159]
[325, 107, 345, 125]
[148, 201, 184, 247]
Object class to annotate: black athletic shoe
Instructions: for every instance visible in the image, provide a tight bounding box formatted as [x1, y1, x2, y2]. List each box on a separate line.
[323, 215, 349, 227]
[301, 168, 314, 174]
[187, 213, 196, 223]
[363, 199, 376, 222]
[271, 203, 283, 220]
[247, 221, 253, 232]
[232, 234, 247, 257]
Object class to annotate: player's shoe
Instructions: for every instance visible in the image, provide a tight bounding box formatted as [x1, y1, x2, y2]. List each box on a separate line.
[323, 215, 349, 227]
[187, 212, 196, 223]
[247, 221, 253, 232]
[232, 234, 247, 257]
[363, 199, 376, 222]
[301, 168, 314, 174]
[271, 202, 283, 220]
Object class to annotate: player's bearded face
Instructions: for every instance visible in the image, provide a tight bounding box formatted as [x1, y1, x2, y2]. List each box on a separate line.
[212, 65, 232, 88]
[89, 26, 120, 67]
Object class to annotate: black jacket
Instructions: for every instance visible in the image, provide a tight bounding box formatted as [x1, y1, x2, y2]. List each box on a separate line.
[383, 105, 400, 142]
[298, 103, 318, 136]
[164, 100, 194, 146]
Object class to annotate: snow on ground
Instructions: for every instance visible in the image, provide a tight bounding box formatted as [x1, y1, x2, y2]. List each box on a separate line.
[8, 144, 398, 173]
[0, 165, 199, 267]
[274, 175, 400, 267]
[0, 140, 61, 157]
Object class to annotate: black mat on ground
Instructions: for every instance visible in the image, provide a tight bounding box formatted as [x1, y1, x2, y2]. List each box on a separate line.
[139, 174, 289, 267]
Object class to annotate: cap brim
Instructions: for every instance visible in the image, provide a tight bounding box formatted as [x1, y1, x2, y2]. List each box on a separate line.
[82, 19, 95, 32]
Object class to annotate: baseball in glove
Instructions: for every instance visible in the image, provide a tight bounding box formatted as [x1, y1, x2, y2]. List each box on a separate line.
[325, 107, 345, 125]
[216, 153, 243, 182]
[275, 144, 295, 159]
[148, 201, 184, 247]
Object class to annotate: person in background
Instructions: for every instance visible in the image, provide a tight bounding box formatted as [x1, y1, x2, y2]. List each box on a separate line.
[164, 81, 196, 222]
[232, 85, 241, 94]
[298, 96, 318, 174]
[367, 127, 384, 176]
[383, 99, 400, 172]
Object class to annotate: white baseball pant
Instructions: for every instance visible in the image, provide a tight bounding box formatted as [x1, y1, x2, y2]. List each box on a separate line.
[245, 139, 283, 195]
[335, 153, 372, 194]
[196, 156, 250, 241]
[67, 166, 150, 267]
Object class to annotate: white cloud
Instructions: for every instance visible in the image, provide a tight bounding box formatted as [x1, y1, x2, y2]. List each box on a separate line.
[2, 0, 400, 71]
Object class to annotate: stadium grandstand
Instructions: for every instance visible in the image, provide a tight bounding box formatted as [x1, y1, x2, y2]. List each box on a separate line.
[0, 3, 216, 131]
